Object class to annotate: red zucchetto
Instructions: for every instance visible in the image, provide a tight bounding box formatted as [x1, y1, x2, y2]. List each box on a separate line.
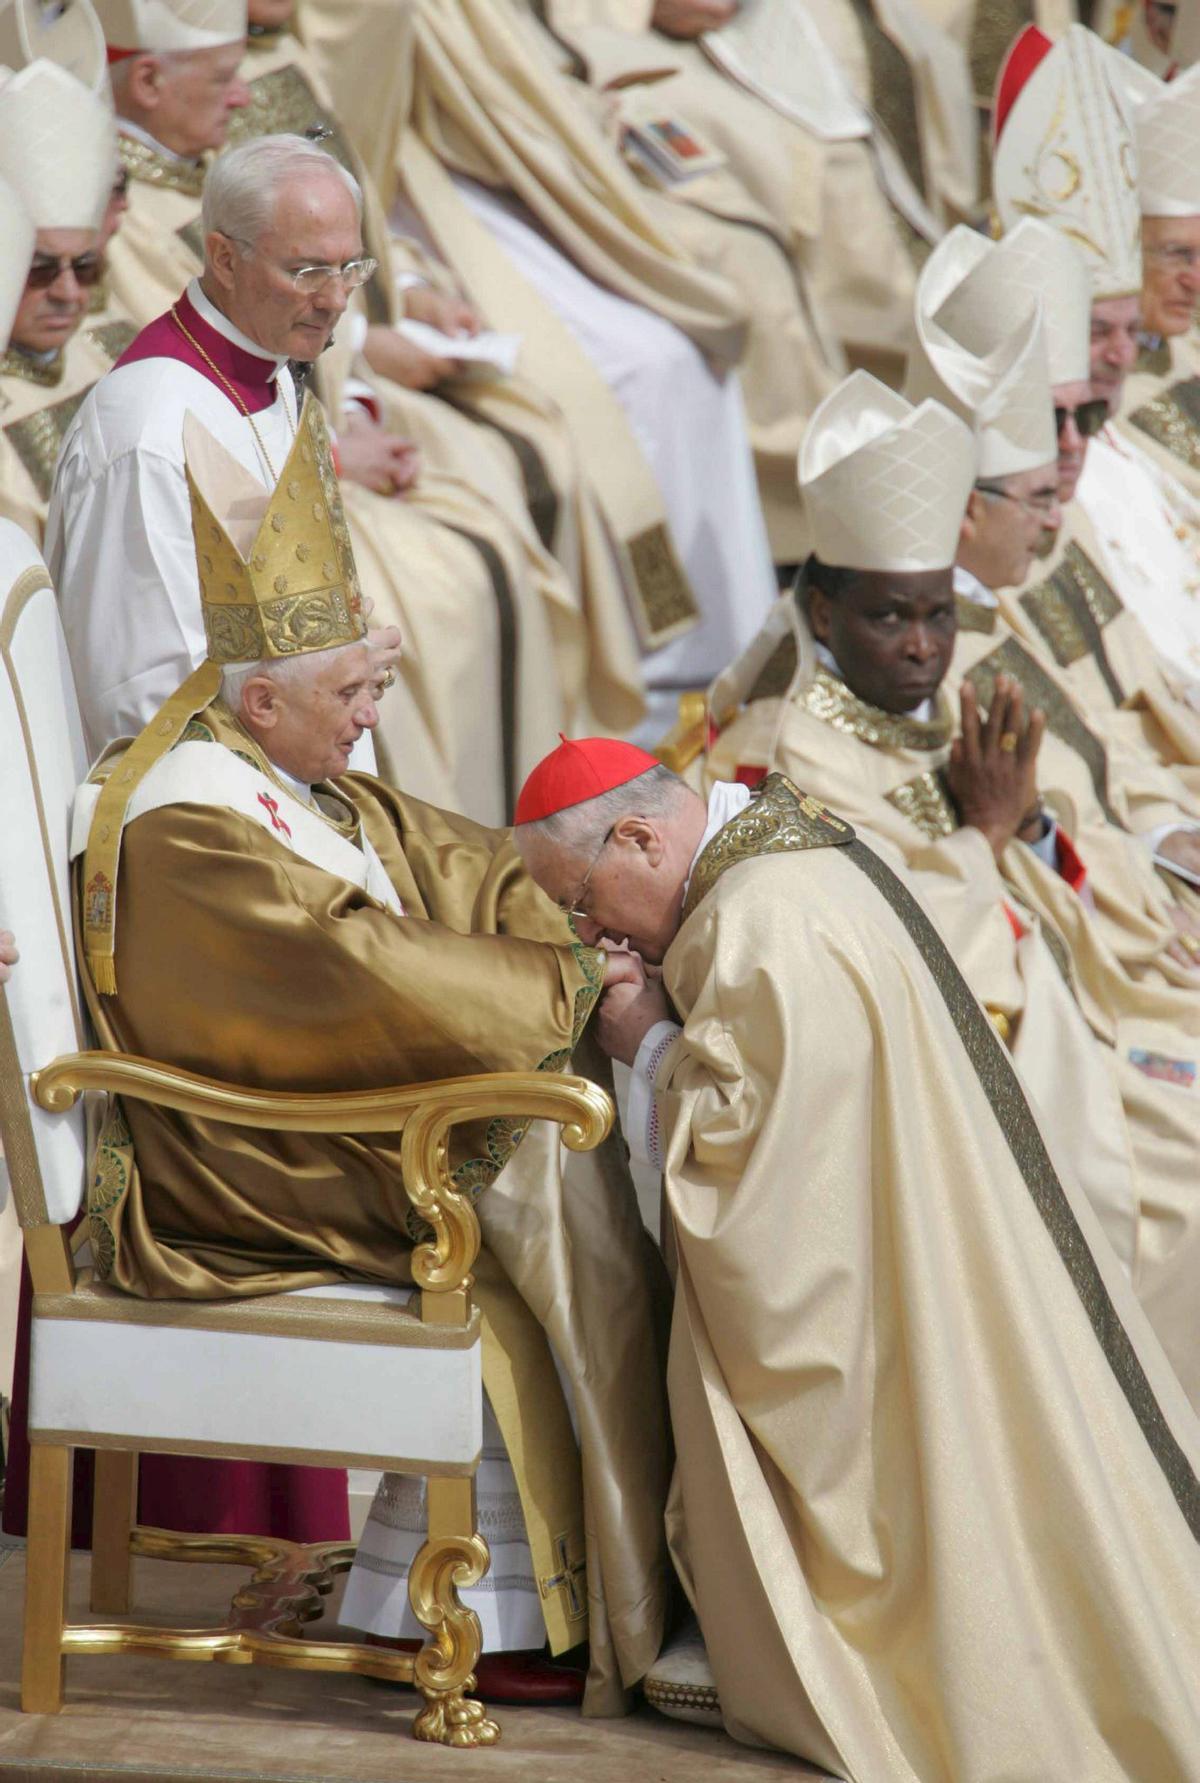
[514, 735, 660, 825]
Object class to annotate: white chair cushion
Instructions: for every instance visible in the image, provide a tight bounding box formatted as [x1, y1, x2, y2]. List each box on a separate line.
[29, 1280, 482, 1471]
[643, 1619, 723, 1728]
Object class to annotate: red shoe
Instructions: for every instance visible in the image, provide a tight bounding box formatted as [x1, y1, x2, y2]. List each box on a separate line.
[361, 1635, 585, 1706]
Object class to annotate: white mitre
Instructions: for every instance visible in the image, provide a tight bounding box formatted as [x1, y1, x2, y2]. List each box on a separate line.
[930, 219, 1090, 386]
[0, 58, 114, 230]
[1124, 61, 1200, 217]
[94, 0, 245, 54]
[905, 228, 1056, 477]
[0, 0, 107, 91]
[800, 371, 976, 573]
[992, 24, 1142, 298]
[0, 171, 34, 347]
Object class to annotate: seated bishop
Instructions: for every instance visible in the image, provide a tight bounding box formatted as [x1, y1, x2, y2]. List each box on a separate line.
[69, 402, 670, 1710]
[708, 370, 1200, 1411]
[513, 732, 1200, 1776]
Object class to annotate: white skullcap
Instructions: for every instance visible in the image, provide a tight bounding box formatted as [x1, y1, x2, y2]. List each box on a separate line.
[0, 171, 34, 345]
[800, 371, 976, 573]
[94, 0, 244, 55]
[993, 24, 1143, 298]
[906, 228, 1056, 478]
[0, 58, 114, 230]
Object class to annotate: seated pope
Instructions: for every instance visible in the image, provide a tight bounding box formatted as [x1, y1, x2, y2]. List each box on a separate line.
[69, 398, 670, 1712]
[512, 737, 1200, 1774]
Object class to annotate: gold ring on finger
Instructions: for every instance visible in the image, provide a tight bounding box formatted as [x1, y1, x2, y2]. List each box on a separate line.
[1179, 932, 1200, 957]
[998, 731, 1019, 753]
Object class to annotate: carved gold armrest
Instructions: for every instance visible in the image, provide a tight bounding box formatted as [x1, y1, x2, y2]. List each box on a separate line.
[33, 1053, 612, 1308]
[654, 689, 708, 775]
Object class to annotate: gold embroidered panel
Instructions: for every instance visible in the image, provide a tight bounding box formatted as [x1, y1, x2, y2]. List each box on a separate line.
[747, 632, 799, 704]
[226, 64, 357, 173]
[847, 0, 928, 202]
[0, 347, 64, 390]
[682, 773, 855, 920]
[1019, 541, 1125, 706]
[87, 320, 139, 363]
[627, 522, 699, 644]
[886, 769, 957, 841]
[965, 636, 1123, 826]
[119, 132, 205, 198]
[801, 666, 952, 751]
[1135, 340, 1172, 379]
[5, 387, 93, 500]
[968, 0, 1033, 103]
[1129, 379, 1200, 476]
[955, 595, 997, 635]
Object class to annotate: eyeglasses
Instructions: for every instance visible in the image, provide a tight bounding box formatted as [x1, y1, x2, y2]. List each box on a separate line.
[221, 233, 378, 295]
[1146, 243, 1200, 272]
[975, 482, 1060, 517]
[557, 826, 615, 923]
[26, 252, 102, 290]
[1054, 398, 1108, 440]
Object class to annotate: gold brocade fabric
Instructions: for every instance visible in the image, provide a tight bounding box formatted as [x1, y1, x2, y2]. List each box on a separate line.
[118, 132, 206, 198]
[847, 0, 929, 203]
[0, 347, 64, 389]
[658, 794, 1200, 1775]
[800, 663, 953, 751]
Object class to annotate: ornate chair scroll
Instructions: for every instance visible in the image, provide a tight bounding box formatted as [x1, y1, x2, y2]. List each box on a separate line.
[0, 550, 612, 1747]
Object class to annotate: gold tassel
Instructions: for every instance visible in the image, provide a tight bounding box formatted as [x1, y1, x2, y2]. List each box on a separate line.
[90, 954, 117, 997]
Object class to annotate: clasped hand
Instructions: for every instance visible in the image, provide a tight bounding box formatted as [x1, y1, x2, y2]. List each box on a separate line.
[597, 940, 672, 1067]
[946, 676, 1046, 862]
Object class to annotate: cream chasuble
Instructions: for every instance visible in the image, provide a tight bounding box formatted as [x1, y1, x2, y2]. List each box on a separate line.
[708, 613, 1200, 1408]
[74, 695, 671, 1711]
[230, 21, 645, 740]
[0, 302, 137, 546]
[305, 0, 779, 692]
[658, 776, 1200, 1775]
[1118, 332, 1200, 505]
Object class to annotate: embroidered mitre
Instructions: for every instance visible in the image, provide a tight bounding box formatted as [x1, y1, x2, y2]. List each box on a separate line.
[0, 57, 115, 230]
[94, 0, 245, 53]
[992, 24, 1142, 299]
[184, 393, 366, 665]
[800, 370, 976, 573]
[1125, 61, 1200, 217]
[929, 218, 1090, 387]
[906, 227, 1056, 478]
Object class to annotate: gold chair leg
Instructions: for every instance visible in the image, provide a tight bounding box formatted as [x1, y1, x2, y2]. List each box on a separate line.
[408, 1476, 499, 1748]
[22, 1444, 73, 1713]
[91, 1448, 138, 1614]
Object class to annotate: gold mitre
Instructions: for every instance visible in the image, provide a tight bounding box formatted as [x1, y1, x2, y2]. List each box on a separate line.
[800, 371, 976, 574]
[906, 230, 1056, 479]
[0, 172, 33, 347]
[94, 0, 245, 54]
[0, 0, 108, 90]
[930, 218, 1090, 386]
[992, 24, 1142, 299]
[0, 57, 115, 230]
[183, 394, 366, 668]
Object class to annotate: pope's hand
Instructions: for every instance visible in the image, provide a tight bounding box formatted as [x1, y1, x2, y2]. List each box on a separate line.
[367, 625, 404, 701]
[1164, 902, 1200, 971]
[600, 944, 647, 990]
[653, 0, 737, 37]
[402, 285, 482, 339]
[947, 677, 1046, 862]
[364, 322, 460, 393]
[596, 980, 672, 1067]
[338, 409, 420, 496]
[0, 929, 17, 986]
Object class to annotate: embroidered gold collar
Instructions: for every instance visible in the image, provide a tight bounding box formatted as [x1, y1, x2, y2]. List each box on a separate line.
[801, 665, 952, 752]
[0, 345, 65, 388]
[682, 773, 855, 922]
[118, 131, 206, 198]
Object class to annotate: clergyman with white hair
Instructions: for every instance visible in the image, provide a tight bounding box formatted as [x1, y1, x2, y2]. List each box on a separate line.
[47, 129, 401, 764]
[512, 732, 1200, 1772]
[68, 409, 671, 1712]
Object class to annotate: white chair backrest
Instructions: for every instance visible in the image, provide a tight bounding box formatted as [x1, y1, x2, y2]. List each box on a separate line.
[0, 522, 90, 1228]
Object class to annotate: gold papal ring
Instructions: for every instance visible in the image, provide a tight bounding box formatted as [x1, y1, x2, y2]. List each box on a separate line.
[999, 731, 1019, 753]
[1180, 932, 1200, 957]
[381, 667, 397, 690]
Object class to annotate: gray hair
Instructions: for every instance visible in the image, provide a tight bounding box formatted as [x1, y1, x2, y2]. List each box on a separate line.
[202, 134, 362, 253]
[515, 763, 689, 859]
[219, 640, 363, 717]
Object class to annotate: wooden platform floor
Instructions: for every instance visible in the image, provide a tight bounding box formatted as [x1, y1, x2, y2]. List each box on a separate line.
[0, 1537, 819, 1782]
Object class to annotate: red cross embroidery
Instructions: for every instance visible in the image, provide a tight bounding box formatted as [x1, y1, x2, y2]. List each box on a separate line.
[257, 791, 292, 839]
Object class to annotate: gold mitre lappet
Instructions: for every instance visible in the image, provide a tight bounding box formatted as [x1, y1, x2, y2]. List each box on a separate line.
[94, 0, 246, 53]
[81, 396, 365, 996]
[992, 24, 1142, 299]
[184, 394, 366, 667]
[800, 370, 976, 574]
[905, 226, 1057, 478]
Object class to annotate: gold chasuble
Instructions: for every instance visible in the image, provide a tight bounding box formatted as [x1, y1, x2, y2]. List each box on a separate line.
[0, 301, 136, 544]
[658, 776, 1200, 1775]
